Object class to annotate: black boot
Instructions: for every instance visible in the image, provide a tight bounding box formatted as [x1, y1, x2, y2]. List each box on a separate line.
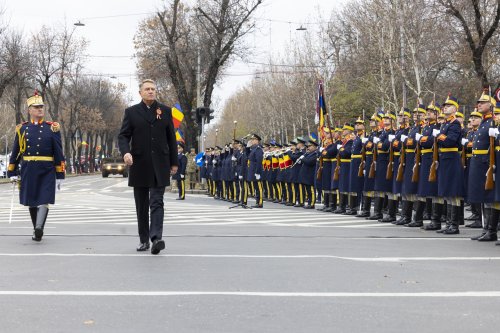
[344, 195, 358, 215]
[406, 200, 425, 227]
[459, 200, 465, 225]
[356, 196, 371, 217]
[333, 194, 347, 214]
[465, 203, 481, 220]
[368, 197, 383, 220]
[33, 206, 49, 241]
[317, 193, 329, 211]
[330, 193, 337, 212]
[394, 200, 408, 225]
[380, 199, 397, 222]
[422, 198, 432, 220]
[478, 208, 499, 242]
[424, 203, 443, 230]
[395, 200, 413, 225]
[29, 207, 37, 229]
[437, 203, 452, 233]
[443, 205, 460, 234]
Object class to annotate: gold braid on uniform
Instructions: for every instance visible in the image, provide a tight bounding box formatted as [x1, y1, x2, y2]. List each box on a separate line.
[50, 122, 60, 132]
[15, 123, 26, 159]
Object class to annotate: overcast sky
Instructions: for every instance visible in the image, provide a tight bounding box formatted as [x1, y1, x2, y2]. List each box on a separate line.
[3, 0, 346, 109]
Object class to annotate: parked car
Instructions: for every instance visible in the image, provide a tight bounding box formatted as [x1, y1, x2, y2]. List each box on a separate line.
[101, 157, 128, 178]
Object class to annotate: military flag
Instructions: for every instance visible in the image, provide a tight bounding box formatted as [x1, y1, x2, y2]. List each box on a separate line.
[176, 128, 185, 143]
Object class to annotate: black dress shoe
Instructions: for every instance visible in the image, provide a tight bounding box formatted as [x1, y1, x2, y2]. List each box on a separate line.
[136, 242, 150, 251]
[304, 205, 314, 209]
[151, 239, 165, 255]
[477, 231, 498, 242]
[405, 221, 423, 228]
[424, 222, 441, 231]
[251, 204, 263, 208]
[32, 230, 42, 242]
[356, 211, 370, 218]
[293, 204, 303, 208]
[465, 213, 480, 221]
[465, 220, 482, 228]
[285, 203, 294, 206]
[443, 226, 459, 235]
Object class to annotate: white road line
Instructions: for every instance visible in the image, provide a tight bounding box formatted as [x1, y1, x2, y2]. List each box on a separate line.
[0, 253, 496, 261]
[1, 291, 500, 297]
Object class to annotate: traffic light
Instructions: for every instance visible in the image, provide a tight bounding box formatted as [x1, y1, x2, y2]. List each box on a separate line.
[206, 108, 214, 124]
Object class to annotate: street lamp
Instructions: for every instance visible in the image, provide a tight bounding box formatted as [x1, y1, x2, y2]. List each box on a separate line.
[74, 21, 85, 27]
[296, 25, 307, 31]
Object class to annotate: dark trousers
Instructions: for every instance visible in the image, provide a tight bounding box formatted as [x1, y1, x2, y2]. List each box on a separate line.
[176, 179, 185, 199]
[253, 180, 263, 206]
[133, 186, 166, 244]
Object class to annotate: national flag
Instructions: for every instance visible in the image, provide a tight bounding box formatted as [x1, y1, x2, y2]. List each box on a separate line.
[315, 82, 327, 129]
[278, 154, 285, 170]
[271, 156, 279, 169]
[283, 154, 292, 168]
[172, 103, 184, 129]
[176, 128, 185, 143]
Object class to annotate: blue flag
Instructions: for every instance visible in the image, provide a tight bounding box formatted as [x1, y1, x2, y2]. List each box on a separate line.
[195, 152, 205, 167]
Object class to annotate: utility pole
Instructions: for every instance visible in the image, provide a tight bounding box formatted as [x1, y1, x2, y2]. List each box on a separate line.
[196, 47, 204, 152]
[399, 0, 407, 108]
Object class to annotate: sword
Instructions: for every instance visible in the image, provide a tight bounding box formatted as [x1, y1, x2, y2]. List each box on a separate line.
[8, 181, 16, 224]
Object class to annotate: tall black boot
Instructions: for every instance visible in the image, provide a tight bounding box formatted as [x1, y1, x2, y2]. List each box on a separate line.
[478, 208, 499, 242]
[356, 196, 371, 217]
[437, 203, 452, 233]
[318, 193, 330, 211]
[380, 199, 397, 222]
[395, 200, 413, 225]
[440, 201, 448, 223]
[29, 207, 37, 229]
[422, 198, 432, 220]
[333, 193, 346, 214]
[406, 200, 425, 227]
[443, 205, 460, 234]
[394, 200, 409, 224]
[368, 197, 383, 220]
[382, 195, 388, 214]
[330, 193, 338, 212]
[33, 206, 49, 241]
[466, 203, 481, 221]
[424, 203, 443, 230]
[459, 200, 465, 225]
[344, 195, 358, 215]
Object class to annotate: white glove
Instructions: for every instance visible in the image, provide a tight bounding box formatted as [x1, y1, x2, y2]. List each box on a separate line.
[361, 137, 368, 144]
[373, 137, 380, 144]
[298, 155, 305, 160]
[10, 176, 18, 183]
[56, 179, 63, 190]
[400, 134, 408, 142]
[489, 128, 499, 137]
[238, 175, 243, 180]
[212, 160, 217, 165]
[180, 174, 184, 179]
[337, 144, 342, 149]
[415, 133, 422, 141]
[231, 156, 237, 161]
[319, 147, 324, 152]
[255, 174, 261, 180]
[388, 134, 395, 142]
[432, 129, 440, 137]
[461, 138, 468, 145]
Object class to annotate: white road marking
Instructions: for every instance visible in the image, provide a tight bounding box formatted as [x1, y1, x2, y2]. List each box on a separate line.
[1, 290, 500, 297]
[0, 253, 496, 261]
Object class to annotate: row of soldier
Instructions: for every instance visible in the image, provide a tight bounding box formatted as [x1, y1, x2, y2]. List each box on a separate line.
[199, 89, 500, 246]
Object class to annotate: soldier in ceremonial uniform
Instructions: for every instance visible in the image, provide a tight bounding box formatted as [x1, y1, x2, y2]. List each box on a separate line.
[291, 137, 306, 207]
[346, 118, 366, 215]
[388, 108, 410, 224]
[433, 95, 465, 235]
[333, 123, 354, 214]
[7, 91, 65, 242]
[318, 134, 336, 212]
[297, 140, 319, 209]
[370, 111, 395, 222]
[469, 91, 498, 241]
[247, 134, 264, 208]
[212, 146, 222, 199]
[463, 111, 482, 228]
[358, 113, 382, 217]
[285, 141, 297, 206]
[173, 143, 187, 200]
[394, 105, 424, 225]
[414, 102, 442, 230]
[329, 128, 342, 212]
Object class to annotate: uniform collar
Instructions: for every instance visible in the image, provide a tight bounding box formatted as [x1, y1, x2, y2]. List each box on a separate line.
[483, 112, 493, 120]
[429, 120, 436, 125]
[446, 115, 456, 122]
[30, 118, 44, 125]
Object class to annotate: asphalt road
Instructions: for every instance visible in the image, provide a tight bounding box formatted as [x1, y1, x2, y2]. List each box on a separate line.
[0, 175, 499, 332]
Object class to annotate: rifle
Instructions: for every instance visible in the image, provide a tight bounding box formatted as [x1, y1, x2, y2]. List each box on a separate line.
[485, 122, 495, 190]
[461, 130, 469, 168]
[396, 144, 405, 182]
[386, 136, 394, 180]
[428, 136, 438, 182]
[412, 131, 421, 183]
[333, 141, 341, 181]
[358, 139, 366, 177]
[368, 140, 377, 179]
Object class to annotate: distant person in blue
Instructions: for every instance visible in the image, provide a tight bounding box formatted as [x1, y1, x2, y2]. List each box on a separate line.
[173, 143, 187, 200]
[7, 91, 65, 242]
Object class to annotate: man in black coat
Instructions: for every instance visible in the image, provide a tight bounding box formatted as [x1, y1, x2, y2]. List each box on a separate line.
[118, 79, 179, 255]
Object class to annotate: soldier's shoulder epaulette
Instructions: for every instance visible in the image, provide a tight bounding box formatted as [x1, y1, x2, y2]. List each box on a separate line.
[49, 121, 60, 132]
[15, 122, 28, 131]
